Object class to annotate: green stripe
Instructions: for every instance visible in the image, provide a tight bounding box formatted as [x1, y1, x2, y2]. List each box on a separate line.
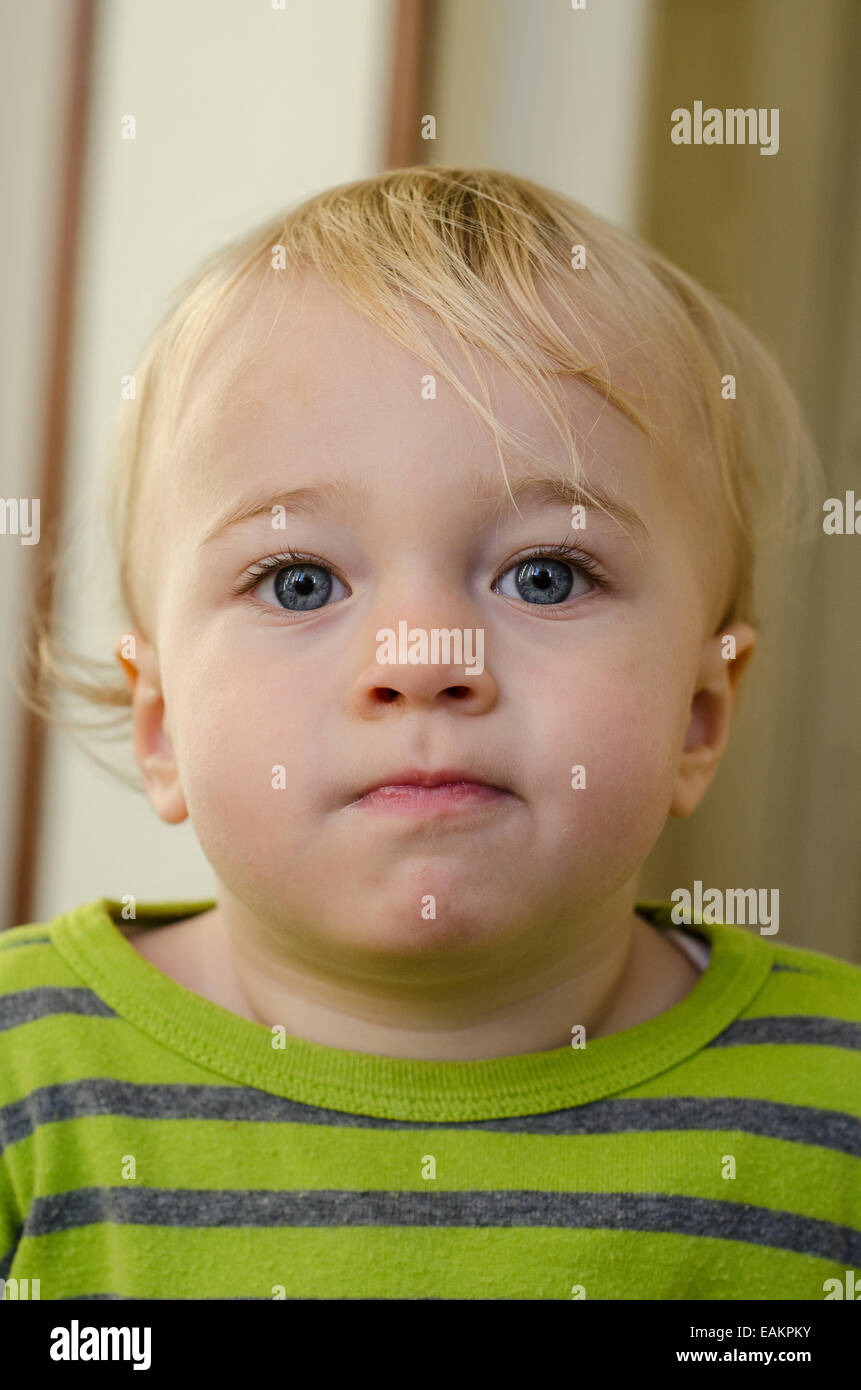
[4, 1118, 858, 1226]
[10, 1225, 848, 1300]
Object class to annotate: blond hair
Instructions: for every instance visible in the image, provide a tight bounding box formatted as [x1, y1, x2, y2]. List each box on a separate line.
[20, 165, 823, 781]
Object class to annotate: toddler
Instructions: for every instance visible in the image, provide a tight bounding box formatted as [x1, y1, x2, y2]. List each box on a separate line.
[2, 166, 859, 1301]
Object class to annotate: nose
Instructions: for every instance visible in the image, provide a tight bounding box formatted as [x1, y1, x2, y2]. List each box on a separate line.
[348, 614, 498, 719]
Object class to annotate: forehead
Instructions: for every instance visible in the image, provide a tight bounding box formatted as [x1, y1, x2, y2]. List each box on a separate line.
[164, 268, 697, 528]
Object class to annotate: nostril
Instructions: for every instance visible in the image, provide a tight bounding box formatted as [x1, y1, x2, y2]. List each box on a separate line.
[446, 687, 471, 700]
[372, 688, 399, 703]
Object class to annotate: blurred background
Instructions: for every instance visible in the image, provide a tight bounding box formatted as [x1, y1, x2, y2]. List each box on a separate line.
[1, 0, 859, 959]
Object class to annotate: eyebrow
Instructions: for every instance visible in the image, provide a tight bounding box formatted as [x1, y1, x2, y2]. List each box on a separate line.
[198, 470, 648, 549]
[475, 474, 649, 540]
[198, 476, 368, 549]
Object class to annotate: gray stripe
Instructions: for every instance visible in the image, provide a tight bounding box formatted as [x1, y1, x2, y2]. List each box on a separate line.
[707, 1016, 861, 1049]
[771, 963, 816, 974]
[0, 935, 52, 951]
[2, 1082, 859, 1157]
[0, 988, 117, 1033]
[24, 1186, 861, 1265]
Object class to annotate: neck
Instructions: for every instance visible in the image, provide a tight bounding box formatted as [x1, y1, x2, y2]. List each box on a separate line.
[175, 886, 701, 1060]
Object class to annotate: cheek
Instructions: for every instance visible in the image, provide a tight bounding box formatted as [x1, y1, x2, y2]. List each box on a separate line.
[533, 644, 688, 852]
[166, 643, 326, 871]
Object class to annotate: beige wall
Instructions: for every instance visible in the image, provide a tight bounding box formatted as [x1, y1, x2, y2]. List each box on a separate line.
[429, 0, 652, 228]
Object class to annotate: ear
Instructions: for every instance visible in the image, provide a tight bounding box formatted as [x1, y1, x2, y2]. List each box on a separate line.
[669, 622, 756, 819]
[114, 632, 188, 825]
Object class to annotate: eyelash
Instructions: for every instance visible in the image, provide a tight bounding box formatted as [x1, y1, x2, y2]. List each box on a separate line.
[230, 543, 612, 601]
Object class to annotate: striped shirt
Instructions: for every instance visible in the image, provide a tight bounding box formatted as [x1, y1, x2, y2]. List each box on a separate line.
[1, 896, 859, 1300]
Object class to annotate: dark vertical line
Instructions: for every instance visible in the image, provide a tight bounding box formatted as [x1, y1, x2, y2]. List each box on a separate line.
[10, 0, 96, 928]
[384, 0, 436, 169]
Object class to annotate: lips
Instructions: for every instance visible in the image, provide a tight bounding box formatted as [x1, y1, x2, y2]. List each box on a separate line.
[354, 767, 508, 800]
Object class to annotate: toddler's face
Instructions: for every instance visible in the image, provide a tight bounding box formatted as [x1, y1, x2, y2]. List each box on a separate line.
[124, 270, 751, 971]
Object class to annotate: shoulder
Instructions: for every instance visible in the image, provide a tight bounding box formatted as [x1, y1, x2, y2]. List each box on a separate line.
[0, 906, 118, 1120]
[713, 931, 861, 1114]
[0, 901, 119, 1024]
[0, 900, 129, 1050]
[756, 934, 861, 1016]
[0, 915, 75, 993]
[727, 928, 861, 1036]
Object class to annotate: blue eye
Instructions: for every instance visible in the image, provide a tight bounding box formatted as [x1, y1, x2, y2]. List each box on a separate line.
[273, 563, 335, 611]
[494, 547, 606, 605]
[240, 553, 349, 612]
